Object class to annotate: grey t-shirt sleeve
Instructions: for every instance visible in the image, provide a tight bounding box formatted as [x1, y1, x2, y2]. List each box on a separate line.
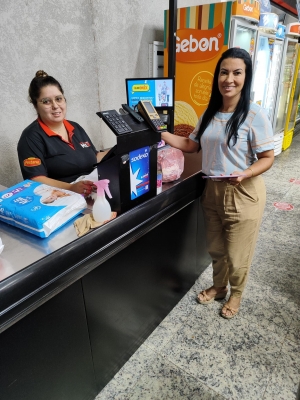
[189, 115, 203, 143]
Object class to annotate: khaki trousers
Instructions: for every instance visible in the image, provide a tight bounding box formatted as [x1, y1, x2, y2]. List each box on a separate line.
[201, 176, 266, 298]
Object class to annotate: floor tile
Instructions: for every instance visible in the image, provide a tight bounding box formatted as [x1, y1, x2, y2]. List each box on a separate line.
[263, 339, 300, 400]
[286, 311, 300, 344]
[95, 346, 158, 400]
[129, 352, 225, 400]
[161, 307, 282, 400]
[143, 292, 195, 352]
[95, 343, 225, 400]
[239, 277, 297, 338]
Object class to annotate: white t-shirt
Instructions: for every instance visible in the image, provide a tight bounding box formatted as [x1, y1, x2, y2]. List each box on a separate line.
[189, 102, 274, 176]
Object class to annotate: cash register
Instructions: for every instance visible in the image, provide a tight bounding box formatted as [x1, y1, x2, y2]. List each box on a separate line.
[95, 78, 173, 214]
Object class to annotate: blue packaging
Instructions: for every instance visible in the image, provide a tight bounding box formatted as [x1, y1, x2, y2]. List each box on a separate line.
[276, 24, 286, 39]
[0, 180, 87, 238]
[129, 146, 150, 200]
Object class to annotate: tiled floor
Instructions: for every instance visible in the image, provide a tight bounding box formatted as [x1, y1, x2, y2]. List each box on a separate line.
[95, 134, 300, 400]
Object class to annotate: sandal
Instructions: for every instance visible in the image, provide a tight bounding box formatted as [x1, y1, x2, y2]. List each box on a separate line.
[197, 288, 228, 305]
[221, 303, 239, 319]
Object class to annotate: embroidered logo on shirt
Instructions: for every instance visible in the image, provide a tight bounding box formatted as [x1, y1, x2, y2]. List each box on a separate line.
[79, 142, 91, 148]
[24, 157, 41, 167]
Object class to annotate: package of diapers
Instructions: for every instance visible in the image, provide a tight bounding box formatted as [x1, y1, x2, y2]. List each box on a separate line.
[0, 180, 87, 238]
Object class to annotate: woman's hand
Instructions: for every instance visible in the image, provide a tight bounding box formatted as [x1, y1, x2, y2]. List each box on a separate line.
[228, 149, 274, 186]
[227, 171, 251, 186]
[70, 180, 94, 197]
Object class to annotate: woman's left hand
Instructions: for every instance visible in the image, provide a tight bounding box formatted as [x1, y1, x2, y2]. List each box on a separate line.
[228, 170, 252, 186]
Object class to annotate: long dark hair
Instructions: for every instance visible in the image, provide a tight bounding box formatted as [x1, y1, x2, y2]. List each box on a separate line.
[196, 48, 252, 149]
[28, 70, 64, 107]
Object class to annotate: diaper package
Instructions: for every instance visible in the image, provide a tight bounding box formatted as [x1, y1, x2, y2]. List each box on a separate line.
[0, 180, 87, 238]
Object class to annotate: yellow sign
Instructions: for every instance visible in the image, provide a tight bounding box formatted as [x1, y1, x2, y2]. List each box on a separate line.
[132, 84, 150, 92]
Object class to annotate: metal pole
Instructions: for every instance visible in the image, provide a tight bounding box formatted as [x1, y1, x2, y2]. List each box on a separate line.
[168, 0, 177, 133]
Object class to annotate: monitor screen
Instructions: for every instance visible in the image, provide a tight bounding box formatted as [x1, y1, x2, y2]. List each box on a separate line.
[126, 78, 174, 110]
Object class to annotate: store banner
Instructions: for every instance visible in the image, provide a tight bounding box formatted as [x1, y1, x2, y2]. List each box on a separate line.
[164, 3, 233, 137]
[232, 0, 260, 21]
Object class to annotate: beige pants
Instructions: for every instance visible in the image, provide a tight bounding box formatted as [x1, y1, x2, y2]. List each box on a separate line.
[201, 176, 266, 298]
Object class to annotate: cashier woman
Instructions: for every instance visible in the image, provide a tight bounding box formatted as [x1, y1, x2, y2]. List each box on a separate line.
[17, 70, 108, 197]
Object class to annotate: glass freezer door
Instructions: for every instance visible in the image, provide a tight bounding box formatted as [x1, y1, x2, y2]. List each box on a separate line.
[275, 40, 298, 133]
[251, 33, 283, 120]
[230, 18, 257, 59]
[296, 100, 300, 122]
[264, 39, 283, 124]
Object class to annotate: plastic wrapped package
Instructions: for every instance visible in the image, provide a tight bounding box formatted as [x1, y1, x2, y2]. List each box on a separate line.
[157, 146, 184, 182]
[0, 180, 87, 238]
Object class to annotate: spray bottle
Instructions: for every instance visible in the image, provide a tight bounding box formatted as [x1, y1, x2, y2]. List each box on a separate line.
[92, 179, 112, 223]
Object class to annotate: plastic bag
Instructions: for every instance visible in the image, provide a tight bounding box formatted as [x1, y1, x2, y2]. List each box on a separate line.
[157, 146, 184, 182]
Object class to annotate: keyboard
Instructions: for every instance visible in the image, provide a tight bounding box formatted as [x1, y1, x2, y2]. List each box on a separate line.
[97, 110, 133, 136]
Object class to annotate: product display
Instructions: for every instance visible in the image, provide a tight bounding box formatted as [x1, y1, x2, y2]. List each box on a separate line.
[0, 180, 86, 238]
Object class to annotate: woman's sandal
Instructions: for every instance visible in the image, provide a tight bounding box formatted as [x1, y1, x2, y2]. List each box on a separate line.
[220, 303, 239, 319]
[197, 288, 228, 305]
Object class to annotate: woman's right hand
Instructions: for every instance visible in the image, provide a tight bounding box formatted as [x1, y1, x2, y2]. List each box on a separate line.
[70, 180, 94, 197]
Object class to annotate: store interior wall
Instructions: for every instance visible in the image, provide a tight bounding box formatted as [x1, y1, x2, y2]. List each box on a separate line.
[0, 0, 170, 187]
[0, 0, 298, 188]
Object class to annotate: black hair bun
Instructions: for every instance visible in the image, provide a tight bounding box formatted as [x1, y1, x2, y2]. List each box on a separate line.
[35, 70, 48, 78]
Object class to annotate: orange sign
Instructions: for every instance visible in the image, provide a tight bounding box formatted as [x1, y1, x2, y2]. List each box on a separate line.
[232, 0, 260, 22]
[289, 23, 300, 34]
[164, 3, 233, 136]
[24, 157, 41, 167]
[175, 24, 224, 63]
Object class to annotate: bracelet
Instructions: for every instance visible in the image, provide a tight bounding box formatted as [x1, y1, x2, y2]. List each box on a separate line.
[247, 167, 254, 177]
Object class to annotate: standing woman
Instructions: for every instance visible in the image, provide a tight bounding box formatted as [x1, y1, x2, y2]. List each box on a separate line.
[161, 48, 274, 319]
[18, 71, 108, 197]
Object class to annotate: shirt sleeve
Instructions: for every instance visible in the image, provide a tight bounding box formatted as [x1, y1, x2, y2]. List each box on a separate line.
[249, 108, 274, 154]
[17, 129, 49, 179]
[189, 115, 203, 143]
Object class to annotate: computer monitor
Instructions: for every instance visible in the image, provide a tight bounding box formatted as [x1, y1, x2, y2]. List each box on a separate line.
[125, 77, 174, 111]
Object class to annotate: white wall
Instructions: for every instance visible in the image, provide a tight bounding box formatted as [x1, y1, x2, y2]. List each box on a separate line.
[0, 1, 298, 187]
[0, 0, 176, 187]
[1, 0, 99, 186]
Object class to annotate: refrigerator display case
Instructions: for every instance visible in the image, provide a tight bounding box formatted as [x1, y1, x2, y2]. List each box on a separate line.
[251, 31, 284, 123]
[274, 39, 298, 134]
[296, 101, 300, 122]
[282, 44, 300, 150]
[229, 17, 258, 59]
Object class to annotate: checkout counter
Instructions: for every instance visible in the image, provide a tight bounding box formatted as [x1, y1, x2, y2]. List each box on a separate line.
[0, 110, 209, 400]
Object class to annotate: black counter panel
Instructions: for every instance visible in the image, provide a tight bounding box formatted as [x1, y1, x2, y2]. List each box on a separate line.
[0, 281, 96, 400]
